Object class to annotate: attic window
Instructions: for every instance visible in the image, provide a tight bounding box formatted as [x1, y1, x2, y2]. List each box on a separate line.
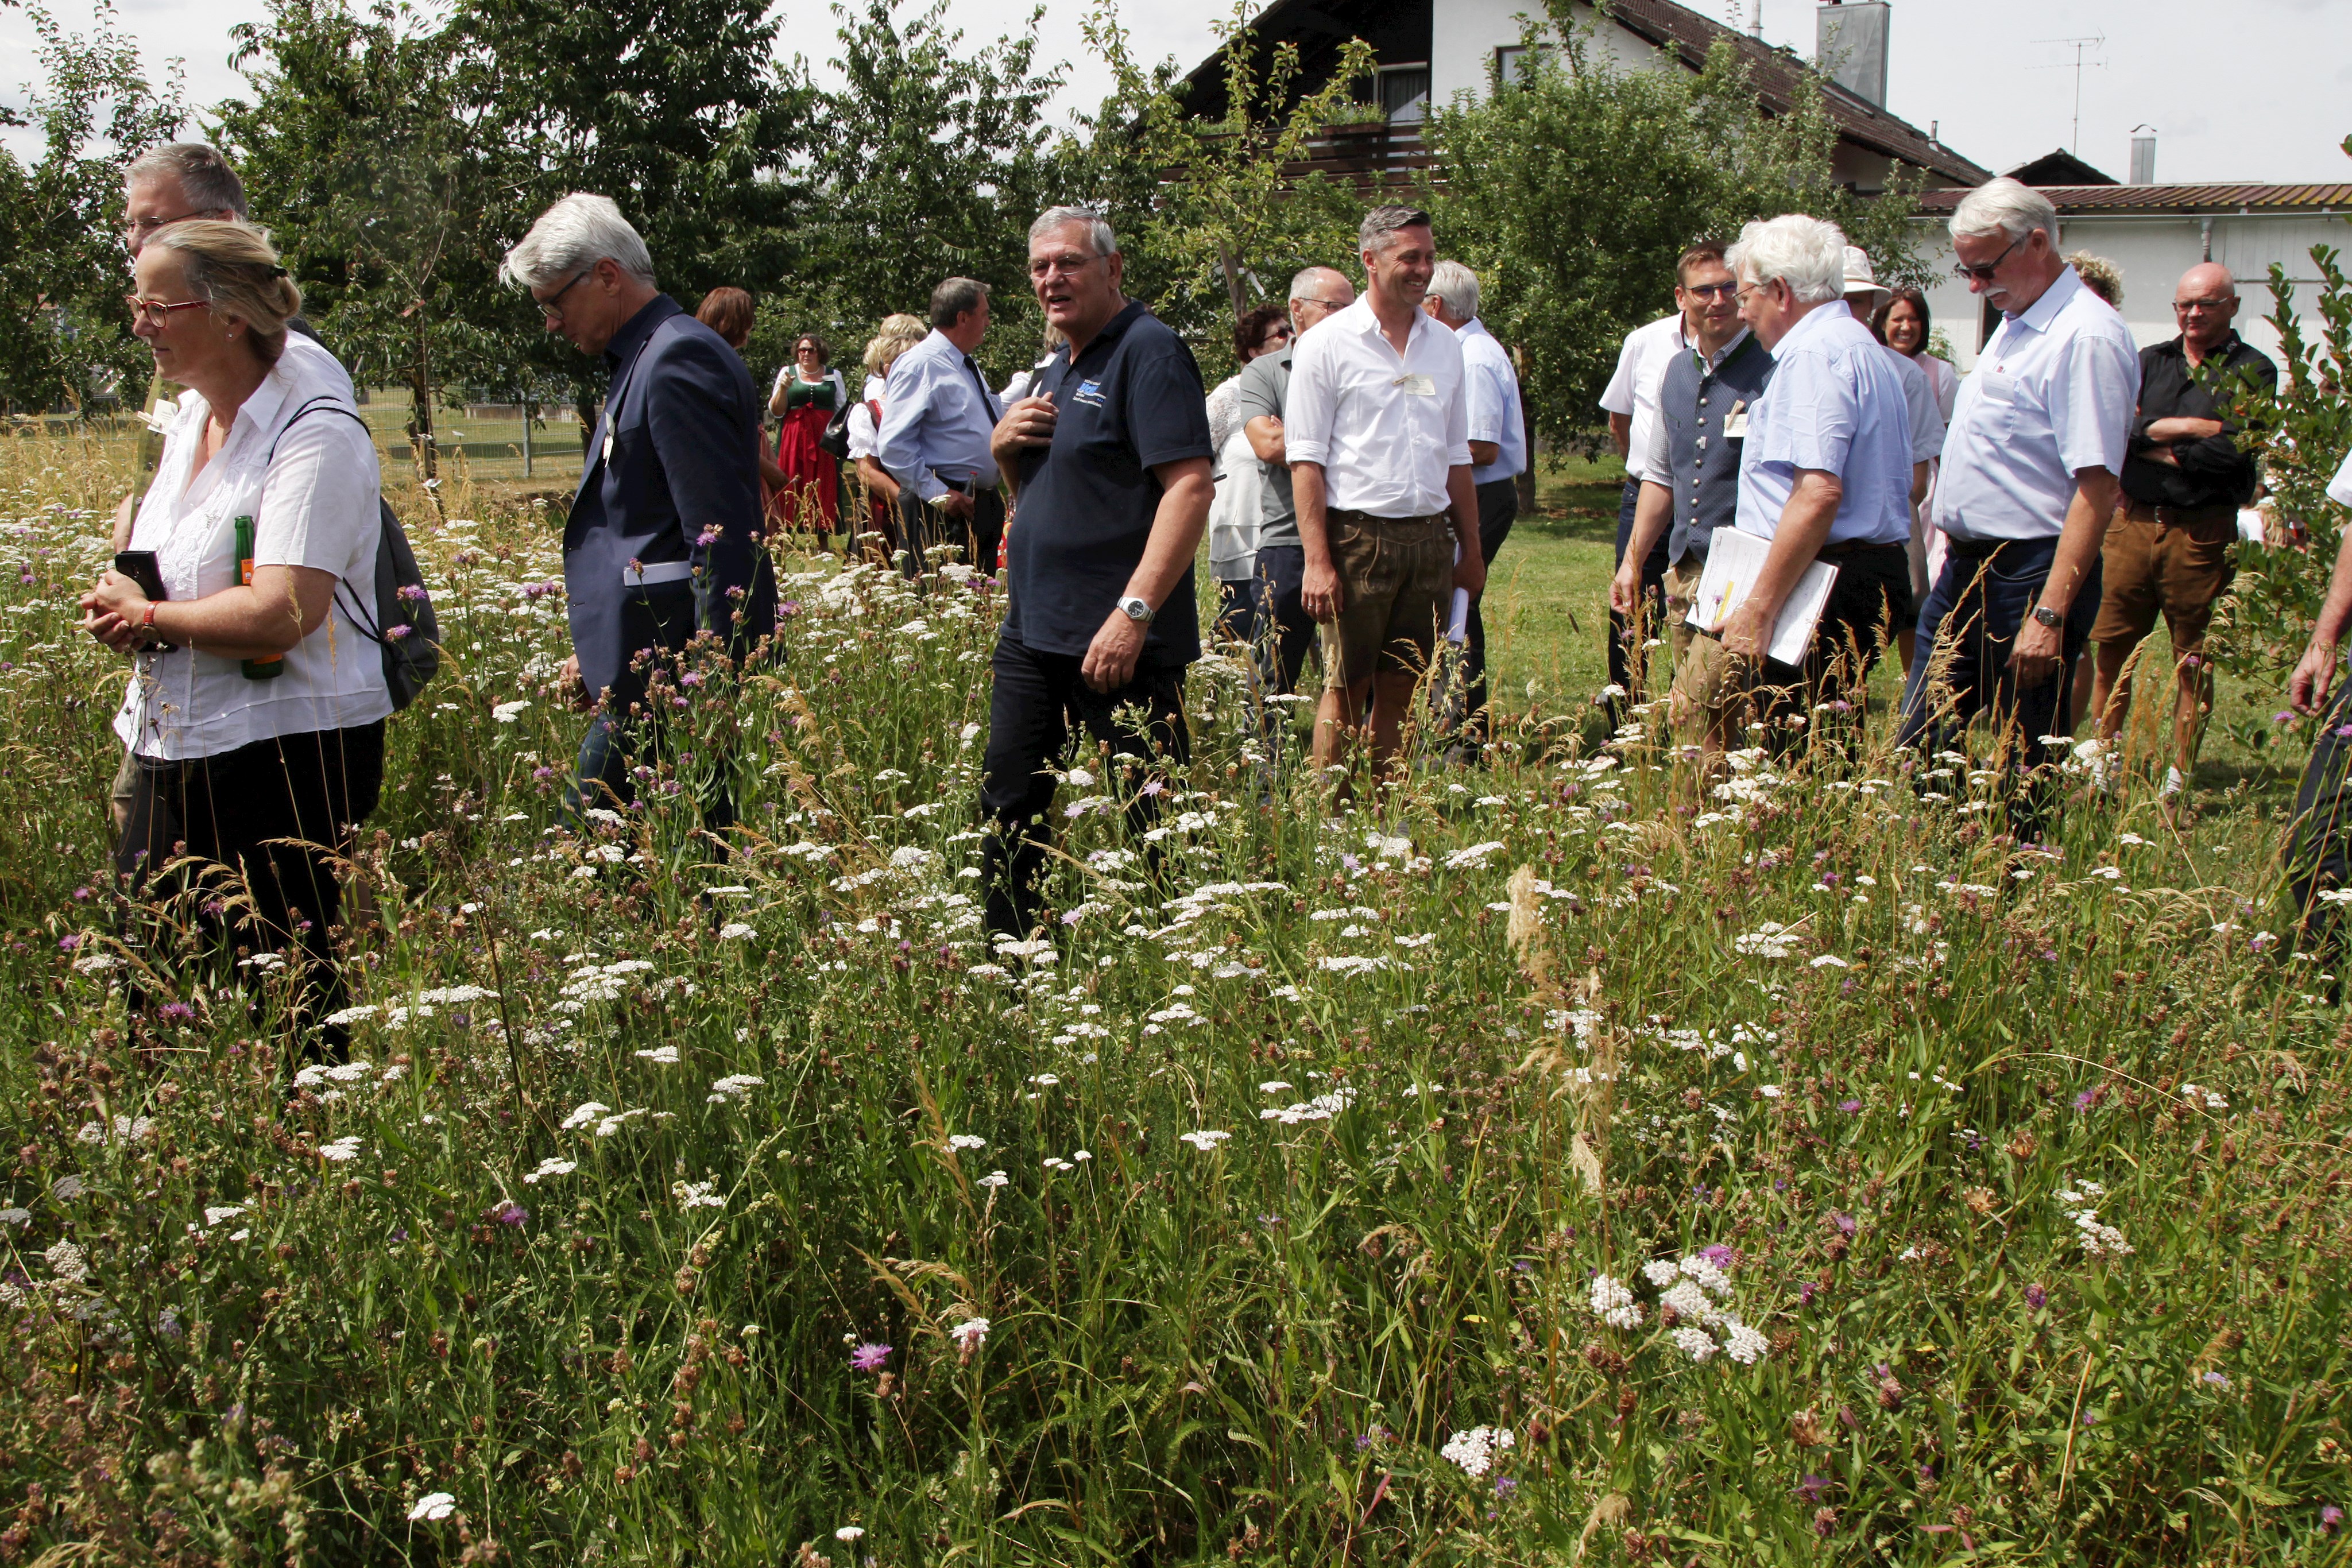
[1495, 45, 1552, 86]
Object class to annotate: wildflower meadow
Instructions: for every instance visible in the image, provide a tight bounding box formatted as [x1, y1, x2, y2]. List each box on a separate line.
[1, 436, 2347, 1565]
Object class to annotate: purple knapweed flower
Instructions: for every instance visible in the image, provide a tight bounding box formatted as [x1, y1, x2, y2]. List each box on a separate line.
[1838, 1099, 1863, 1113]
[2024, 1284, 2048, 1311]
[849, 1342, 892, 1372]
[1829, 1210, 1858, 1236]
[491, 1201, 527, 1228]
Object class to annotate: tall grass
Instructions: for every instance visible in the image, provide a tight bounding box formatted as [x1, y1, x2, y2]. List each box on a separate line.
[0, 436, 2346, 1566]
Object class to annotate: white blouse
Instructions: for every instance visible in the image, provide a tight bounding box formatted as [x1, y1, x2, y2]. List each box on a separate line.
[114, 335, 391, 760]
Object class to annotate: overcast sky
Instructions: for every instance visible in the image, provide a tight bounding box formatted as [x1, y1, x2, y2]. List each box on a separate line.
[3, 0, 2346, 183]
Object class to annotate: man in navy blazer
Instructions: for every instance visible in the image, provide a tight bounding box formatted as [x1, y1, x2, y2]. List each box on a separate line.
[501, 194, 775, 829]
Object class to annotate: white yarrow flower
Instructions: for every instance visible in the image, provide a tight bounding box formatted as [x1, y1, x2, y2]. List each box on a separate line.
[1672, 1326, 1719, 1362]
[1588, 1273, 1642, 1330]
[408, 1491, 457, 1522]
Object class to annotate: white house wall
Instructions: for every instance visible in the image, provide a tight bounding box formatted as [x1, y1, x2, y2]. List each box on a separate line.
[1429, 3, 1665, 109]
[1910, 212, 2347, 372]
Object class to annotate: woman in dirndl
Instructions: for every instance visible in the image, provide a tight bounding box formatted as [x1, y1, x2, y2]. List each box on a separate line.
[768, 333, 848, 543]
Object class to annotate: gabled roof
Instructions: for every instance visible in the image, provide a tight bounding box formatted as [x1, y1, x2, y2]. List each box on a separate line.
[2005, 149, 2117, 186]
[1599, 0, 1989, 187]
[1917, 184, 2352, 215]
[1180, 0, 1991, 188]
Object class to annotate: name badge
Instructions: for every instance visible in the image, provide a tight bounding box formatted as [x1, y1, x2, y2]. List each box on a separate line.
[1395, 373, 1436, 397]
[1722, 400, 1750, 439]
[602, 425, 615, 466]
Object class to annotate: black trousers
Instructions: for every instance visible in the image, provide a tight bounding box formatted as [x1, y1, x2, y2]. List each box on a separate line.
[116, 722, 386, 1051]
[2286, 672, 2352, 952]
[1610, 475, 1669, 715]
[1459, 477, 1519, 740]
[978, 638, 1189, 940]
[899, 485, 1005, 578]
[1747, 542, 1913, 753]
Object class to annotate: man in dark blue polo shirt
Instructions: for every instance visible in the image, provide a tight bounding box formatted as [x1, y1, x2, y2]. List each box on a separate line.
[501, 193, 773, 838]
[980, 205, 1216, 940]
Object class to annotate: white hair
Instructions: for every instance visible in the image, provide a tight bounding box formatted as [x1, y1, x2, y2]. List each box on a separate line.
[1727, 214, 1848, 306]
[1028, 206, 1119, 258]
[1426, 260, 1480, 322]
[1949, 177, 2059, 247]
[501, 193, 656, 292]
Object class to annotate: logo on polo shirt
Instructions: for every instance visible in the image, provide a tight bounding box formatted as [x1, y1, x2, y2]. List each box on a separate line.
[1070, 378, 1106, 408]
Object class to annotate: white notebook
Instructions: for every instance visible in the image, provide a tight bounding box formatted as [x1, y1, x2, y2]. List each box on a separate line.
[1684, 529, 1839, 667]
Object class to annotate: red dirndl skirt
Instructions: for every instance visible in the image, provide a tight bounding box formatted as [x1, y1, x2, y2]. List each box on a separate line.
[773, 402, 840, 533]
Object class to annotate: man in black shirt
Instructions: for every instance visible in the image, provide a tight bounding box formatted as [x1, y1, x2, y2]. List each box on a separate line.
[2087, 262, 2276, 795]
[981, 206, 1216, 940]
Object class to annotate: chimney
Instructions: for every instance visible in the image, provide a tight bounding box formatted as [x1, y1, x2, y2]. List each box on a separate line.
[2129, 125, 2157, 185]
[1816, 1, 1890, 107]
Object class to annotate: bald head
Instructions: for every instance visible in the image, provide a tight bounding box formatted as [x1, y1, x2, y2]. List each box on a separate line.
[2174, 262, 2239, 353]
[1286, 266, 1355, 338]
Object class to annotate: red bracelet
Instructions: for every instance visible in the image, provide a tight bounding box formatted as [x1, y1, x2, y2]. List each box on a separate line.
[141, 602, 158, 630]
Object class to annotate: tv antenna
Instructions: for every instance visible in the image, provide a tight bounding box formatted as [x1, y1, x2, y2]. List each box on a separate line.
[2031, 34, 2106, 153]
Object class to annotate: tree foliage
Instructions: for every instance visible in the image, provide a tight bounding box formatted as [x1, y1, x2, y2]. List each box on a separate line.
[0, 2, 184, 413]
[1422, 13, 1927, 450]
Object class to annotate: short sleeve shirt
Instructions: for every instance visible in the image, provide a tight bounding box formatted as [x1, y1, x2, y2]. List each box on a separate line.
[2328, 447, 2352, 510]
[1003, 300, 1213, 665]
[1935, 266, 2140, 541]
[1230, 347, 1298, 548]
[1599, 313, 1685, 483]
[1734, 301, 1915, 548]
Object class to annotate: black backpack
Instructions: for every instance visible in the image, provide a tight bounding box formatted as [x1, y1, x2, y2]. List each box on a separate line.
[269, 396, 441, 710]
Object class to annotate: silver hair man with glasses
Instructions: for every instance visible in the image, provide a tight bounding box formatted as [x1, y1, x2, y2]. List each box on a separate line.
[978, 206, 1214, 939]
[501, 192, 772, 842]
[1895, 177, 2139, 842]
[1231, 264, 1357, 700]
[1285, 205, 1485, 777]
[1422, 258, 1524, 747]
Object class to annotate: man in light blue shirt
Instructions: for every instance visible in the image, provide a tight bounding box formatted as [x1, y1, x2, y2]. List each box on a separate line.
[1896, 178, 2138, 837]
[1425, 260, 1525, 745]
[1695, 214, 1915, 754]
[876, 277, 1005, 575]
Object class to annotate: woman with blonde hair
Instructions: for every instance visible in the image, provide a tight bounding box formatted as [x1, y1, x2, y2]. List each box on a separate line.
[845, 313, 929, 561]
[79, 220, 389, 1055]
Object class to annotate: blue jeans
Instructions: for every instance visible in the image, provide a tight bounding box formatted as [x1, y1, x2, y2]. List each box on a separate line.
[1897, 535, 2100, 839]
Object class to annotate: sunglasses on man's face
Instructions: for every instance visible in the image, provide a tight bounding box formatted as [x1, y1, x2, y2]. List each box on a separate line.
[1951, 236, 2022, 283]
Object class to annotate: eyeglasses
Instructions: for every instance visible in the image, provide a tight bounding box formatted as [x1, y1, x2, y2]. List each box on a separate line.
[122, 210, 203, 238]
[1298, 296, 1351, 311]
[1029, 253, 1101, 280]
[1951, 236, 2022, 282]
[1681, 281, 1737, 301]
[533, 269, 593, 323]
[123, 294, 212, 328]
[2174, 297, 2234, 313]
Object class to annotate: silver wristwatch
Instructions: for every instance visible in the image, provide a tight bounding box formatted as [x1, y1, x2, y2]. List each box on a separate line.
[1117, 595, 1153, 625]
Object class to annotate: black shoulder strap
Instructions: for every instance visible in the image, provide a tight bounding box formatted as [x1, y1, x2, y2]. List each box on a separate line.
[262, 394, 397, 647]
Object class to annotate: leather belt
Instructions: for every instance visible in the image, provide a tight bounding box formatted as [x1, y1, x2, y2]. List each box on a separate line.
[623, 561, 695, 587]
[2123, 498, 2235, 529]
[1815, 538, 1906, 562]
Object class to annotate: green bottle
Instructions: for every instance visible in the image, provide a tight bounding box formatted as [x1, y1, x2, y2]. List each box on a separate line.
[235, 515, 284, 680]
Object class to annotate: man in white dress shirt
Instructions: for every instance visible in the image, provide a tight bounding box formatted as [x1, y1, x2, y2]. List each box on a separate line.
[1600, 301, 1686, 710]
[1286, 206, 1486, 775]
[2283, 447, 2352, 950]
[1423, 259, 1525, 745]
[876, 277, 1004, 575]
[1693, 215, 1916, 756]
[1895, 179, 2139, 838]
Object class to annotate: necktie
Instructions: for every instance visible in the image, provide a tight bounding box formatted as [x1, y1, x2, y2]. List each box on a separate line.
[964, 355, 997, 413]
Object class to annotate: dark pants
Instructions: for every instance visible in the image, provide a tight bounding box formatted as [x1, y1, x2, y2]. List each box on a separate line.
[565, 577, 739, 842]
[2286, 673, 2352, 954]
[1251, 544, 1318, 698]
[899, 484, 1005, 578]
[116, 722, 386, 1052]
[1897, 535, 2100, 842]
[1213, 576, 1256, 648]
[1750, 542, 1912, 750]
[1459, 477, 1519, 740]
[978, 638, 1189, 940]
[1611, 475, 1669, 713]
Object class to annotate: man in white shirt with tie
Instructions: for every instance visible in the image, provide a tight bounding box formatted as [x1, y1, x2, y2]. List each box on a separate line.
[1895, 178, 2139, 839]
[876, 277, 1004, 575]
[1286, 206, 1486, 776]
